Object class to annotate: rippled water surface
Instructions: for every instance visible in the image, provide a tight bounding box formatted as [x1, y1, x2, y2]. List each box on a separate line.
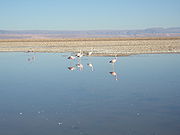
[0, 52, 180, 135]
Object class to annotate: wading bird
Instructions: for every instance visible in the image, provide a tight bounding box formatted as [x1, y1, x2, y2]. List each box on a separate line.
[68, 56, 75, 60]
[87, 48, 93, 56]
[76, 50, 83, 58]
[109, 55, 117, 64]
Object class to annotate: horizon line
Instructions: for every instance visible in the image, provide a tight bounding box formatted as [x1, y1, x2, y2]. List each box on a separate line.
[1, 27, 180, 31]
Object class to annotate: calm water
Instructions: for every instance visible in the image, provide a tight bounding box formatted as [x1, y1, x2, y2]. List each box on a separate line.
[0, 52, 180, 135]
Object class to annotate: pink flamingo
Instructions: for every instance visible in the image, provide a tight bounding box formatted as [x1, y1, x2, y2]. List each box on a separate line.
[109, 55, 117, 64]
[68, 56, 75, 60]
[76, 50, 83, 58]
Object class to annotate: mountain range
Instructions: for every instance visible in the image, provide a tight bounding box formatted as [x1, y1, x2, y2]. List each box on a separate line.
[0, 27, 180, 39]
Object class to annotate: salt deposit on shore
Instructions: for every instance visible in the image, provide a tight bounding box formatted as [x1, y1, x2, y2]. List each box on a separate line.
[0, 37, 180, 56]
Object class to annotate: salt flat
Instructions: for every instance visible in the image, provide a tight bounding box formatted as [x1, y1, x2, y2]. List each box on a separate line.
[0, 37, 180, 56]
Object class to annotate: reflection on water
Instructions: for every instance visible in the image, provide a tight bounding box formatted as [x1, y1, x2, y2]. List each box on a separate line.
[67, 51, 118, 80]
[26, 51, 36, 63]
[68, 66, 76, 71]
[87, 63, 94, 71]
[0, 52, 180, 135]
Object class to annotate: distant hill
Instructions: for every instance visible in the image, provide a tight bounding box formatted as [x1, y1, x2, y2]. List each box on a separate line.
[0, 27, 180, 39]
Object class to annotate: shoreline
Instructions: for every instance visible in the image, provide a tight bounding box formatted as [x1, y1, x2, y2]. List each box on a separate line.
[0, 37, 180, 56]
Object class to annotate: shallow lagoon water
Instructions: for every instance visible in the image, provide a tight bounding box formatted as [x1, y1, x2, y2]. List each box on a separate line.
[0, 52, 180, 135]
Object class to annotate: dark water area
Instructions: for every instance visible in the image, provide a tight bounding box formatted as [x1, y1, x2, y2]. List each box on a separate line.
[0, 52, 180, 135]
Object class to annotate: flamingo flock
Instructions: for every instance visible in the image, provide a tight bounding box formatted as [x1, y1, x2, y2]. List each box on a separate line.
[67, 49, 94, 71]
[67, 49, 119, 80]
[25, 49, 119, 80]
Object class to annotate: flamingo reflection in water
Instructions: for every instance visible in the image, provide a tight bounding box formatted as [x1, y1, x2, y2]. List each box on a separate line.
[76, 55, 83, 71]
[76, 63, 83, 70]
[75, 50, 84, 71]
[87, 48, 94, 71]
[67, 53, 76, 71]
[68, 66, 76, 71]
[67, 50, 84, 71]
[109, 71, 118, 80]
[109, 55, 118, 80]
[27, 52, 36, 63]
[87, 63, 94, 71]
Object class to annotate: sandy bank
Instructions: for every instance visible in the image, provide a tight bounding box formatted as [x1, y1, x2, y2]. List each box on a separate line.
[0, 37, 180, 56]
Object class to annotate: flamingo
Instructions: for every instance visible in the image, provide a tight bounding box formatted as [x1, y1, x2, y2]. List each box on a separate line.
[68, 56, 75, 60]
[26, 48, 34, 53]
[76, 50, 83, 58]
[78, 53, 83, 58]
[87, 51, 92, 56]
[87, 48, 93, 56]
[109, 55, 117, 64]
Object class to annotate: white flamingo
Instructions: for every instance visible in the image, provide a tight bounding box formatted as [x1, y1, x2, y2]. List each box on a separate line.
[87, 48, 93, 56]
[87, 51, 92, 56]
[109, 55, 117, 64]
[76, 50, 83, 58]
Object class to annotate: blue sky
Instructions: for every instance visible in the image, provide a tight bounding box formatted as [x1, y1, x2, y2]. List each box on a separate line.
[0, 0, 180, 30]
